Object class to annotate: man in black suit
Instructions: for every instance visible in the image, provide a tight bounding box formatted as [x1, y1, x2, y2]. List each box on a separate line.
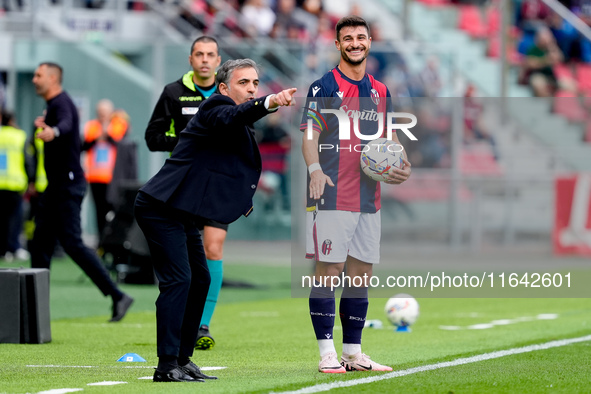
[31, 62, 133, 322]
[134, 58, 296, 383]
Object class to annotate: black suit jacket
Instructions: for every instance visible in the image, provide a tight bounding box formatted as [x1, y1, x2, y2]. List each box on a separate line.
[140, 94, 272, 224]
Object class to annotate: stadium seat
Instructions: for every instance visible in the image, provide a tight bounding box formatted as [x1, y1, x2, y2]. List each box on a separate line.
[575, 63, 591, 94]
[486, 6, 500, 37]
[417, 0, 450, 7]
[554, 63, 574, 80]
[553, 91, 587, 123]
[487, 36, 523, 65]
[458, 5, 489, 39]
[460, 144, 503, 176]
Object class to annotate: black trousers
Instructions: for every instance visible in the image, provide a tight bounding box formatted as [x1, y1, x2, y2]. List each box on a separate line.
[0, 190, 21, 256]
[134, 191, 210, 358]
[30, 182, 119, 297]
[89, 182, 111, 240]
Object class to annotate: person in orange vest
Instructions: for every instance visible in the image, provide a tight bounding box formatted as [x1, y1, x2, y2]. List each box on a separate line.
[82, 99, 128, 242]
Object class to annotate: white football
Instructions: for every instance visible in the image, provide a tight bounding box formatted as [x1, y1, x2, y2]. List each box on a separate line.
[360, 138, 404, 182]
[384, 294, 419, 328]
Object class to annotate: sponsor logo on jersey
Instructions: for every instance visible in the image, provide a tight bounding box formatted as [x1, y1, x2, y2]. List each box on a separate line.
[306, 106, 418, 142]
[179, 96, 203, 101]
[182, 107, 199, 115]
[340, 104, 381, 121]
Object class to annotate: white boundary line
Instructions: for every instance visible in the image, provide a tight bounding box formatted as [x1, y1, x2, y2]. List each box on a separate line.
[26, 365, 155, 369]
[87, 382, 128, 386]
[26, 365, 227, 370]
[273, 335, 591, 394]
[439, 313, 560, 331]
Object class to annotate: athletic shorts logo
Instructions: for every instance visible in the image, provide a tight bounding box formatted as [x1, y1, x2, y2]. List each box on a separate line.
[322, 239, 333, 255]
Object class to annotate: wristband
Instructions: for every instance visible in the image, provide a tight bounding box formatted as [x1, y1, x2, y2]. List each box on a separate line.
[308, 163, 322, 174]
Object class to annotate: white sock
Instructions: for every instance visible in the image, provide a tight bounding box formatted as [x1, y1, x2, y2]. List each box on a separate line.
[342, 343, 361, 356]
[318, 339, 336, 357]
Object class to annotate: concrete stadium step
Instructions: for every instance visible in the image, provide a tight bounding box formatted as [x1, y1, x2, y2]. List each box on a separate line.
[555, 145, 591, 171]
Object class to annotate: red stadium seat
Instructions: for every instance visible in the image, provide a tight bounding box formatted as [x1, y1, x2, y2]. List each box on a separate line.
[487, 36, 523, 65]
[553, 91, 587, 123]
[417, 0, 450, 6]
[458, 5, 489, 39]
[575, 63, 591, 94]
[486, 6, 500, 36]
[460, 145, 503, 176]
[554, 63, 574, 80]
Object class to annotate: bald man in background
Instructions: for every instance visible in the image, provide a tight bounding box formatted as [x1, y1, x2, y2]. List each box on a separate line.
[82, 99, 128, 240]
[31, 62, 133, 322]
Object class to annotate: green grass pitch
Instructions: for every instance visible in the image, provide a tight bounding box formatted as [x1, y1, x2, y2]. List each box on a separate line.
[1, 254, 590, 393]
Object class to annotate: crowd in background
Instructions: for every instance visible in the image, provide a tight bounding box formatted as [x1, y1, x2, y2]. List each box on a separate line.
[172, 0, 363, 49]
[447, 0, 591, 95]
[446, 0, 591, 142]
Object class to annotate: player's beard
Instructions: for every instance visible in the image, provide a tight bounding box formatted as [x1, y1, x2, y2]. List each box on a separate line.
[341, 46, 369, 66]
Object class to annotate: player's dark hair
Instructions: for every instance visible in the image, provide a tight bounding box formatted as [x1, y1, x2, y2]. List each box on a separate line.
[1, 108, 14, 126]
[39, 62, 63, 84]
[335, 15, 370, 41]
[190, 36, 219, 55]
[215, 59, 259, 86]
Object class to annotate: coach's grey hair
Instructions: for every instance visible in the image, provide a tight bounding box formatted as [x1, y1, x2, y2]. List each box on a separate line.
[215, 59, 259, 86]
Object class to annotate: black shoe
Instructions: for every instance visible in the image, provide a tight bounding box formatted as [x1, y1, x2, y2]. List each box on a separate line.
[109, 293, 134, 322]
[195, 325, 215, 350]
[180, 361, 218, 380]
[153, 367, 204, 382]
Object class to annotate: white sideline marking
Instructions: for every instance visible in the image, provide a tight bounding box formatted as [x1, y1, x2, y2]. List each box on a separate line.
[273, 335, 591, 394]
[439, 313, 559, 330]
[27, 365, 226, 370]
[27, 365, 156, 369]
[87, 381, 127, 386]
[37, 389, 82, 394]
[29, 365, 94, 368]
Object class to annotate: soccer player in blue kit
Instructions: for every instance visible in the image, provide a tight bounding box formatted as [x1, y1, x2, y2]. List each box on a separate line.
[301, 15, 412, 373]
